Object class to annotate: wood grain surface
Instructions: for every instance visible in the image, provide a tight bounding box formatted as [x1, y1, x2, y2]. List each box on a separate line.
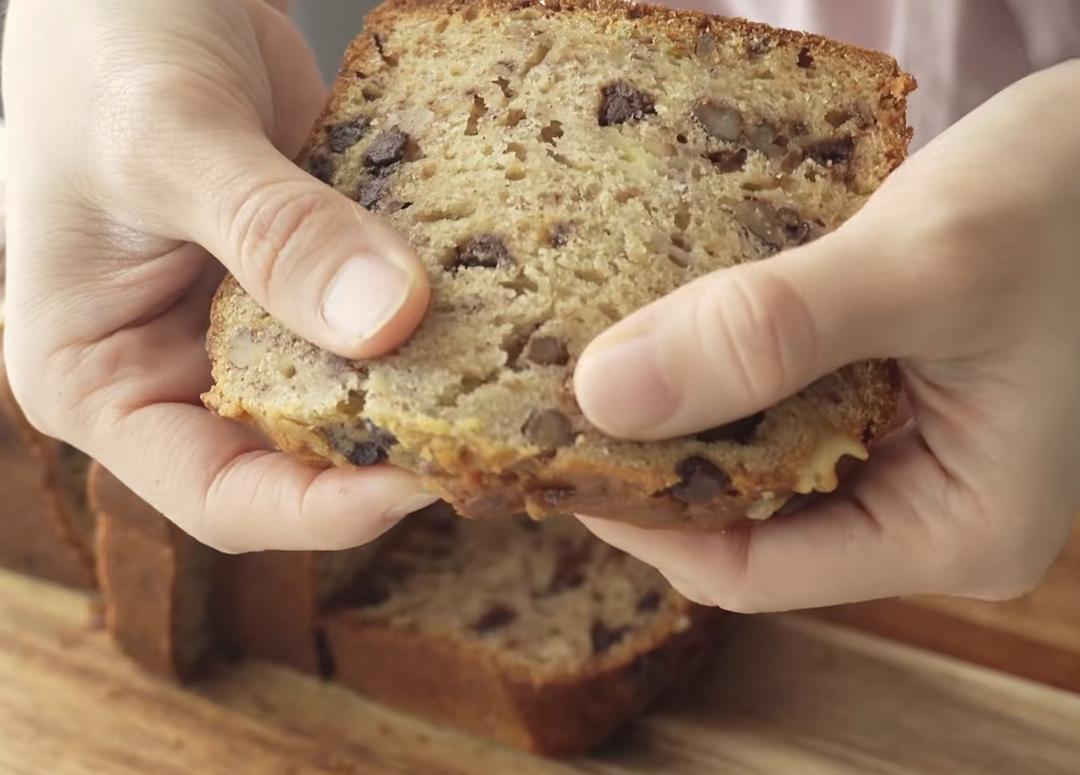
[3, 569, 1080, 774]
[818, 516, 1080, 693]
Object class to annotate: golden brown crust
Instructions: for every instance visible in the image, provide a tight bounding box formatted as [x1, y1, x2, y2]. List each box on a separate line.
[0, 350, 97, 589]
[90, 463, 216, 681]
[323, 604, 718, 756]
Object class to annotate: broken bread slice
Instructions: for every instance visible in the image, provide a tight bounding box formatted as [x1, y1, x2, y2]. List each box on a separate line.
[205, 0, 913, 529]
[321, 504, 718, 756]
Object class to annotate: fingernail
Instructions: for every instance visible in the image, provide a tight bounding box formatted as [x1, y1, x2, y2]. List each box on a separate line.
[575, 334, 679, 436]
[322, 254, 411, 342]
[384, 492, 440, 523]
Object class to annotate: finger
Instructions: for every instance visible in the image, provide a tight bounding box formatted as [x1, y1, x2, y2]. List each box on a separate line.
[249, 0, 329, 157]
[573, 222, 931, 441]
[578, 430, 974, 612]
[103, 402, 436, 553]
[73, 286, 437, 553]
[164, 125, 430, 360]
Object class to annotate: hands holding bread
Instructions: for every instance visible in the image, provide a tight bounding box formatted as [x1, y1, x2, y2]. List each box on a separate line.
[3, 0, 1079, 613]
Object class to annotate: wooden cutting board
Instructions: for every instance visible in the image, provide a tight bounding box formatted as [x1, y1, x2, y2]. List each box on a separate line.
[3, 568, 1080, 775]
[817, 515, 1080, 693]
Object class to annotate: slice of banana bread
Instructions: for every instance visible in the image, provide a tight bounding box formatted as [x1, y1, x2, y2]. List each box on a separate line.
[90, 463, 216, 680]
[206, 0, 912, 529]
[212, 545, 376, 675]
[322, 504, 718, 756]
[0, 339, 97, 589]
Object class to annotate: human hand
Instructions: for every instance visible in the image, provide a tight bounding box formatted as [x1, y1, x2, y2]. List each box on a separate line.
[2, 0, 434, 552]
[573, 61, 1080, 612]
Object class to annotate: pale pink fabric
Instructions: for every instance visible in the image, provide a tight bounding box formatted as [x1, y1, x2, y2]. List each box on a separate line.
[669, 0, 1080, 146]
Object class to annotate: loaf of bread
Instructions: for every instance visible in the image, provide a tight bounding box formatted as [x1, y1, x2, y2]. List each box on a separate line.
[206, 0, 912, 530]
[0, 339, 97, 589]
[88, 469, 715, 756]
[90, 463, 216, 680]
[322, 503, 717, 756]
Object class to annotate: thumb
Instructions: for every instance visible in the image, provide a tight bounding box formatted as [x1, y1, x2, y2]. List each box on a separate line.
[180, 129, 430, 359]
[574, 221, 928, 441]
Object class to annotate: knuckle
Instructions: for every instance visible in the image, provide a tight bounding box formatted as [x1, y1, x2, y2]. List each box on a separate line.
[228, 183, 326, 302]
[698, 268, 817, 404]
[943, 511, 1051, 601]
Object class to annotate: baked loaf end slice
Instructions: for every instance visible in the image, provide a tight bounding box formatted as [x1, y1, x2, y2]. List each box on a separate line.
[206, 0, 913, 528]
[90, 463, 216, 680]
[322, 504, 718, 756]
[0, 337, 97, 589]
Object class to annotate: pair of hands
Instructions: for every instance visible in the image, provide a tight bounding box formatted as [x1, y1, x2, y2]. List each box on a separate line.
[4, 0, 1078, 611]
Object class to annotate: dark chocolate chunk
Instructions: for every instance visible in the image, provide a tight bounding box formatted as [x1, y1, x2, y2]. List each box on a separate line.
[363, 127, 410, 169]
[348, 422, 398, 467]
[328, 116, 371, 153]
[706, 147, 748, 173]
[598, 81, 657, 127]
[355, 171, 395, 210]
[549, 223, 572, 247]
[452, 234, 516, 269]
[591, 621, 631, 654]
[523, 409, 575, 450]
[696, 412, 766, 445]
[472, 604, 518, 634]
[526, 336, 570, 366]
[545, 540, 593, 595]
[805, 136, 855, 166]
[636, 590, 662, 613]
[670, 457, 731, 504]
[306, 154, 335, 185]
[797, 47, 815, 69]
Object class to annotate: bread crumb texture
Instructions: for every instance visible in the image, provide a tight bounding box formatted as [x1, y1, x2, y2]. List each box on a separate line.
[206, 0, 914, 529]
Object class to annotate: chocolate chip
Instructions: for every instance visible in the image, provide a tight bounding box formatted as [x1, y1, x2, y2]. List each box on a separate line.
[706, 147, 748, 173]
[546, 542, 593, 595]
[696, 412, 766, 445]
[523, 409, 575, 450]
[348, 422, 398, 467]
[451, 234, 515, 269]
[591, 621, 631, 654]
[598, 81, 656, 126]
[526, 336, 570, 366]
[805, 136, 855, 166]
[670, 457, 731, 504]
[549, 223, 572, 247]
[825, 109, 854, 129]
[693, 101, 743, 142]
[636, 590, 662, 613]
[306, 155, 335, 184]
[364, 127, 410, 168]
[355, 170, 395, 210]
[328, 116, 371, 153]
[472, 605, 518, 634]
[797, 47, 815, 69]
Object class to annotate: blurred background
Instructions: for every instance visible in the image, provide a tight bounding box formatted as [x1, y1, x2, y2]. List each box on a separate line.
[291, 0, 380, 83]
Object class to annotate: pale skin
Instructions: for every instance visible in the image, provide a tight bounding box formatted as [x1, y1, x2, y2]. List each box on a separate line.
[3, 1, 1078, 609]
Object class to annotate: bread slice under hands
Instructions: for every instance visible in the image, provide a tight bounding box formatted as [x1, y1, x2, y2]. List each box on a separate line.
[205, 0, 914, 529]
